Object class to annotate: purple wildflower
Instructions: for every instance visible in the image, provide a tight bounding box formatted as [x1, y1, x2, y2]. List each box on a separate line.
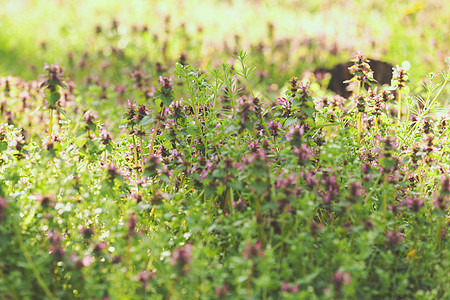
[0, 196, 8, 221]
[233, 197, 248, 212]
[349, 181, 364, 200]
[215, 284, 229, 298]
[70, 253, 94, 269]
[40, 63, 66, 92]
[267, 120, 282, 137]
[293, 144, 312, 164]
[331, 270, 351, 291]
[47, 229, 65, 258]
[286, 123, 306, 144]
[434, 194, 448, 211]
[441, 176, 450, 193]
[127, 212, 137, 236]
[281, 282, 299, 293]
[321, 170, 339, 205]
[349, 52, 373, 84]
[309, 221, 323, 237]
[36, 194, 55, 209]
[139, 270, 156, 289]
[80, 226, 94, 239]
[242, 241, 265, 259]
[386, 230, 404, 247]
[354, 93, 366, 113]
[159, 76, 174, 88]
[106, 162, 121, 181]
[392, 66, 409, 89]
[93, 241, 107, 253]
[404, 195, 424, 212]
[171, 243, 193, 274]
[99, 127, 113, 145]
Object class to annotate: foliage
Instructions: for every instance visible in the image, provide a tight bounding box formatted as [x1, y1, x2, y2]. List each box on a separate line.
[0, 4, 449, 299]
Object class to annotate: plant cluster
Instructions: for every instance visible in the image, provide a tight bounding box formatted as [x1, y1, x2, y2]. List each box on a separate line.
[0, 17, 449, 300]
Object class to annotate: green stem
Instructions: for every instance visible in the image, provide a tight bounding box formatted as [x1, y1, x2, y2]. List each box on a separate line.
[357, 112, 362, 143]
[126, 237, 131, 272]
[364, 174, 382, 210]
[419, 160, 427, 199]
[140, 127, 145, 168]
[430, 70, 450, 106]
[0, 266, 20, 300]
[382, 174, 388, 214]
[356, 81, 362, 144]
[13, 222, 57, 300]
[239, 60, 254, 98]
[247, 262, 255, 296]
[224, 187, 234, 215]
[406, 96, 410, 123]
[400, 69, 449, 148]
[48, 109, 53, 144]
[193, 103, 208, 158]
[151, 107, 166, 157]
[436, 218, 443, 250]
[131, 133, 139, 178]
[255, 196, 266, 246]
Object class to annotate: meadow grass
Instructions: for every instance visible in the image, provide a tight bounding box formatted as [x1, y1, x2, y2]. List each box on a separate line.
[0, 1, 449, 299]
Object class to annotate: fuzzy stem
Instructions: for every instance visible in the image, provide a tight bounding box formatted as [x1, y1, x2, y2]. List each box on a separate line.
[364, 174, 383, 210]
[150, 108, 165, 157]
[13, 222, 57, 300]
[436, 218, 443, 250]
[150, 119, 160, 156]
[255, 196, 266, 246]
[193, 103, 208, 158]
[140, 127, 145, 168]
[48, 109, 54, 144]
[383, 174, 388, 214]
[224, 187, 234, 215]
[247, 262, 255, 296]
[239, 58, 254, 98]
[357, 113, 362, 143]
[132, 133, 139, 178]
[397, 91, 402, 120]
[419, 159, 427, 199]
[356, 81, 362, 143]
[406, 97, 410, 123]
[126, 237, 132, 272]
[0, 267, 20, 300]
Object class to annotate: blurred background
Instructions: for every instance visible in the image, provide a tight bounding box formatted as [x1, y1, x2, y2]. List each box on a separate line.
[0, 0, 449, 87]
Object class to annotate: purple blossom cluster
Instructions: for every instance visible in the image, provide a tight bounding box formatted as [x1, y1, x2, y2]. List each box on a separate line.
[348, 52, 374, 84]
[40, 63, 66, 92]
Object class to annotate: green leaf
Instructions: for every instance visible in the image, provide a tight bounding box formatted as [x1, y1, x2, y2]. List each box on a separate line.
[57, 107, 69, 119]
[244, 120, 254, 130]
[139, 115, 154, 127]
[284, 117, 298, 128]
[227, 180, 242, 190]
[161, 94, 174, 107]
[216, 184, 226, 195]
[47, 91, 61, 109]
[212, 169, 227, 178]
[160, 174, 171, 184]
[302, 105, 315, 119]
[0, 141, 7, 152]
[225, 124, 238, 134]
[305, 117, 315, 127]
[251, 179, 267, 194]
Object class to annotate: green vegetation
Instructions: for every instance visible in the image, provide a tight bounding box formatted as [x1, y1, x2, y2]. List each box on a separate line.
[0, 1, 449, 299]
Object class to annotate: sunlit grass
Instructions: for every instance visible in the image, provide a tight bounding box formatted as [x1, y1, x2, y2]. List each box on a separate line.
[1, 0, 448, 82]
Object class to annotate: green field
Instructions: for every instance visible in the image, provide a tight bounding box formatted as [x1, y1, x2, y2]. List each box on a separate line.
[0, 1, 449, 299]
